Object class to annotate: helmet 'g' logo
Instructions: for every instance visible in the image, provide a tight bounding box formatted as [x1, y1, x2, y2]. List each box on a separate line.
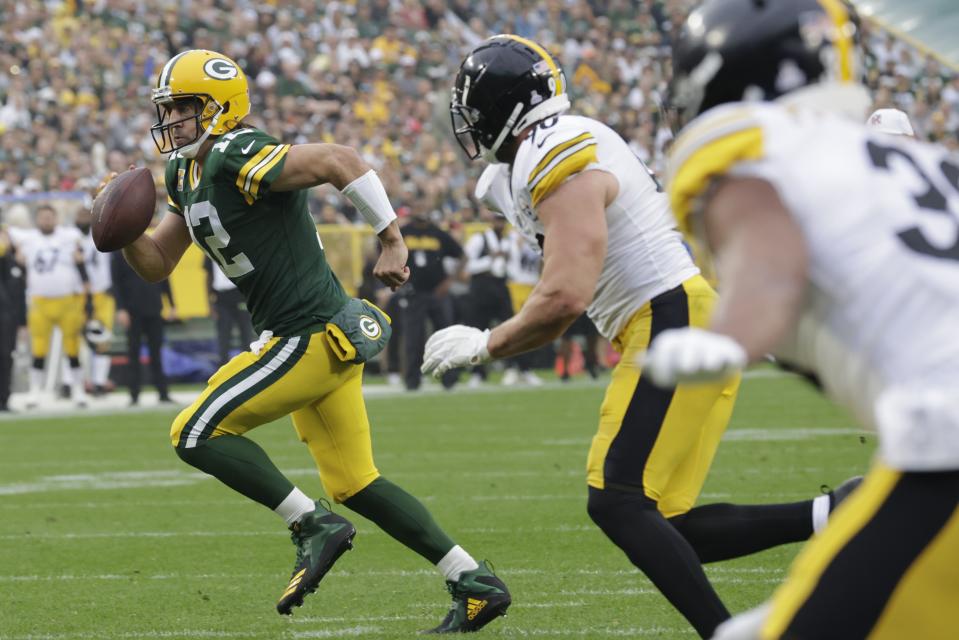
[204, 59, 239, 80]
[359, 315, 381, 340]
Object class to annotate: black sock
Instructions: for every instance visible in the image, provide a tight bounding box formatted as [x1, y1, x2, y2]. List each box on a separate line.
[587, 487, 729, 639]
[175, 434, 295, 510]
[344, 476, 456, 564]
[669, 501, 814, 563]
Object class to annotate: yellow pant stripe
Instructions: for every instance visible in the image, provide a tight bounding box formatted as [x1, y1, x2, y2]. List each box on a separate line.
[762, 465, 901, 639]
[586, 275, 738, 517]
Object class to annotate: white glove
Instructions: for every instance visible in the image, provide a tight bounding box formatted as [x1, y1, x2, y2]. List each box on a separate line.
[641, 327, 747, 387]
[421, 325, 491, 377]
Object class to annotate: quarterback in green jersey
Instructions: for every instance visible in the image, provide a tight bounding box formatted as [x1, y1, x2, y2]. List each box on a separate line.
[106, 49, 510, 631]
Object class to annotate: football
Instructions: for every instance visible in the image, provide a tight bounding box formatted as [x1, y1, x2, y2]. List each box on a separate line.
[91, 167, 157, 252]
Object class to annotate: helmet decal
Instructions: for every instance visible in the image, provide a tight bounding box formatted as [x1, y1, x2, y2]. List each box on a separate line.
[505, 35, 564, 95]
[203, 58, 239, 80]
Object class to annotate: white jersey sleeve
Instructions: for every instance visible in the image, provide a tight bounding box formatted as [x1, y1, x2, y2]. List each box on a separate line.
[19, 226, 85, 298]
[508, 115, 698, 340]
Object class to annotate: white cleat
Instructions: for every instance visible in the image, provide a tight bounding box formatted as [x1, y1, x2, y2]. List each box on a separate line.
[522, 371, 543, 386]
[501, 368, 519, 386]
[467, 373, 484, 389]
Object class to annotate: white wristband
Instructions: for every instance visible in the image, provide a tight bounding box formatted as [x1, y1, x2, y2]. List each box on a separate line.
[342, 170, 397, 234]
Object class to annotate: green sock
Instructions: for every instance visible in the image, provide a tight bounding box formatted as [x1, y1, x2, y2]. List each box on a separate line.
[344, 476, 456, 564]
[175, 435, 294, 510]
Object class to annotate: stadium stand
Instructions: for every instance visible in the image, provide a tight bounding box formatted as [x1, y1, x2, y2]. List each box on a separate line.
[0, 0, 956, 391]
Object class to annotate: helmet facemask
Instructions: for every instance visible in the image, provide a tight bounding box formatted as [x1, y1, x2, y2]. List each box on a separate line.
[150, 91, 224, 157]
[450, 36, 571, 164]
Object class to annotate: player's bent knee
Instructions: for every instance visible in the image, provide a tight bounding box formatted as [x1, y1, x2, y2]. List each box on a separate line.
[586, 486, 656, 527]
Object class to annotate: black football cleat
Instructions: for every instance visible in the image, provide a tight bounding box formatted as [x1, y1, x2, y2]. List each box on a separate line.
[276, 505, 356, 615]
[423, 561, 511, 633]
[824, 475, 864, 514]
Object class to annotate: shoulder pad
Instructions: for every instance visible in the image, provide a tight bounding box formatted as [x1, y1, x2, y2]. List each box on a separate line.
[667, 104, 770, 236]
[517, 117, 598, 206]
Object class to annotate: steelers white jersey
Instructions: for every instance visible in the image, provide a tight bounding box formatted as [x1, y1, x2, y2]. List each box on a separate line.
[80, 232, 112, 294]
[13, 226, 84, 298]
[669, 102, 959, 441]
[490, 115, 699, 340]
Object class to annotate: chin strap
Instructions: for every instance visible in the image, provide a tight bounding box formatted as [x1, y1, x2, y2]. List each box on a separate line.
[178, 102, 224, 158]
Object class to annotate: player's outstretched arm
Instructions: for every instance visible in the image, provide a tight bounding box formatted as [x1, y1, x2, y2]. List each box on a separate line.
[273, 143, 408, 289]
[121, 212, 192, 283]
[486, 170, 614, 358]
[703, 177, 808, 361]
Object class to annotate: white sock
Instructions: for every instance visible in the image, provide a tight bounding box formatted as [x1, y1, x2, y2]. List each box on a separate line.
[29, 367, 44, 394]
[274, 487, 316, 525]
[811, 494, 830, 534]
[436, 545, 479, 582]
[70, 367, 85, 399]
[61, 363, 74, 385]
[92, 354, 111, 386]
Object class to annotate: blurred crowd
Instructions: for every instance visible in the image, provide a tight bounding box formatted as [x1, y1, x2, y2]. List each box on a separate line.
[1, 1, 957, 220]
[0, 1, 958, 407]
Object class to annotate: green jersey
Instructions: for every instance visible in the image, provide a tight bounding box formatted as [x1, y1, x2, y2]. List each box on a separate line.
[164, 128, 348, 335]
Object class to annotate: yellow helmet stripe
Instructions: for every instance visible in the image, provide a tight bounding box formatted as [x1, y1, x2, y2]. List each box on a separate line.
[817, 0, 854, 82]
[503, 35, 564, 94]
[158, 50, 190, 88]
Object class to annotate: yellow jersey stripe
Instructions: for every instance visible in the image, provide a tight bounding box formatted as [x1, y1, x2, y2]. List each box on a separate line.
[188, 160, 201, 191]
[166, 195, 181, 212]
[530, 143, 598, 206]
[669, 126, 764, 236]
[527, 132, 594, 187]
[236, 145, 277, 194]
[817, 0, 854, 82]
[761, 466, 901, 638]
[504, 34, 564, 94]
[248, 144, 290, 199]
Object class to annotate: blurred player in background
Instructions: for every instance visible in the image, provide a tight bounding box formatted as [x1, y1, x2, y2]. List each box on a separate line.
[424, 35, 858, 638]
[401, 209, 464, 391]
[462, 212, 513, 386]
[10, 205, 88, 408]
[475, 164, 544, 385]
[102, 49, 508, 631]
[204, 256, 254, 367]
[75, 205, 115, 396]
[0, 225, 17, 412]
[647, 1, 959, 638]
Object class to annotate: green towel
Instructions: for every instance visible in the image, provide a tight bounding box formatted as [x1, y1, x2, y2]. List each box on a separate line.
[325, 298, 392, 364]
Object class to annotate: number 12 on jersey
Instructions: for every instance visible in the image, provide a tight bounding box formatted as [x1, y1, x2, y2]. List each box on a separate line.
[185, 201, 254, 277]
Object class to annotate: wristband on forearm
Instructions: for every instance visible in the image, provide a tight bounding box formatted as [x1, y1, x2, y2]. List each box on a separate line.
[342, 170, 397, 234]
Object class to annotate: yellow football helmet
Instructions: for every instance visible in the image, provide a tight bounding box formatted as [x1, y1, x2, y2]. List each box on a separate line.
[150, 49, 251, 157]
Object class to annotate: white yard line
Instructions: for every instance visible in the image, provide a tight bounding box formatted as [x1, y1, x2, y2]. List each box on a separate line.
[0, 368, 797, 422]
[0, 566, 783, 583]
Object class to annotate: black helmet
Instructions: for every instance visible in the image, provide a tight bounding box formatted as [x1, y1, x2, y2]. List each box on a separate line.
[669, 0, 861, 129]
[451, 35, 570, 162]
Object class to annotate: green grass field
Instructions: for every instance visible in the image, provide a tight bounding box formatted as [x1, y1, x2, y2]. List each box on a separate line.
[0, 372, 875, 639]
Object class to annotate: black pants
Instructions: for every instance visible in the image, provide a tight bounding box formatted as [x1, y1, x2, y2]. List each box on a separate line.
[127, 314, 169, 401]
[213, 288, 254, 366]
[385, 293, 405, 375]
[403, 290, 457, 390]
[0, 311, 14, 409]
[468, 275, 513, 330]
[469, 275, 531, 375]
